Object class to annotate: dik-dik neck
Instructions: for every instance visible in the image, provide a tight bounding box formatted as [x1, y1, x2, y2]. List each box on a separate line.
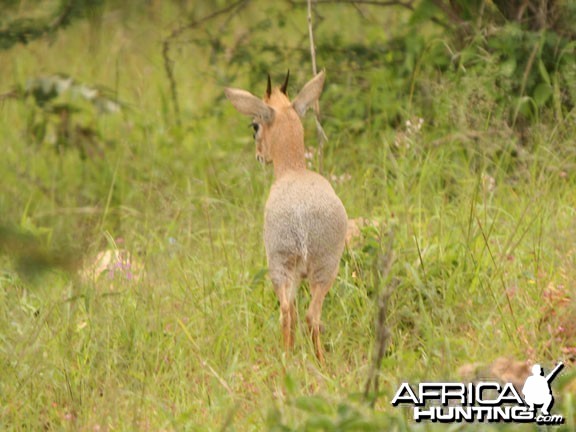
[272, 142, 307, 178]
[270, 112, 307, 179]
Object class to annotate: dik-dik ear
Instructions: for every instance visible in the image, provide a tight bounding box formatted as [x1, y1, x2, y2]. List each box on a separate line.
[224, 88, 274, 123]
[292, 71, 325, 117]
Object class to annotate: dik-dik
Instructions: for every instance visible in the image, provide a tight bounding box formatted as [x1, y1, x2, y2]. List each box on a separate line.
[225, 71, 347, 362]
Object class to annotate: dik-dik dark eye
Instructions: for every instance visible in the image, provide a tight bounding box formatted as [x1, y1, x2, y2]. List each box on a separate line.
[250, 122, 260, 138]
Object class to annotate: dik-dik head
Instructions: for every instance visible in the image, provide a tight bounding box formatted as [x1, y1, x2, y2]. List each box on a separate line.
[225, 71, 325, 166]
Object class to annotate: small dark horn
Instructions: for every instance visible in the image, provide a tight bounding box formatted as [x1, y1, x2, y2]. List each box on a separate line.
[280, 69, 290, 95]
[266, 74, 272, 98]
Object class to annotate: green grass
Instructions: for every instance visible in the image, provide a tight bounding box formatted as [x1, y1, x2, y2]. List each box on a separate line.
[0, 2, 575, 431]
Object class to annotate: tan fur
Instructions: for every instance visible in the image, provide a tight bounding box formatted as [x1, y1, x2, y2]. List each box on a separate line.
[225, 72, 347, 363]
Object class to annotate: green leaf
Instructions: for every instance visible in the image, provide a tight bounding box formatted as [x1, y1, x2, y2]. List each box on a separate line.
[500, 58, 516, 78]
[284, 372, 297, 395]
[409, 0, 439, 25]
[538, 58, 551, 85]
[533, 82, 552, 106]
[515, 96, 535, 118]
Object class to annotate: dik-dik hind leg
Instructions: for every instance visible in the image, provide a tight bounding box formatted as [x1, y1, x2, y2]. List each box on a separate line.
[273, 280, 297, 352]
[306, 278, 335, 364]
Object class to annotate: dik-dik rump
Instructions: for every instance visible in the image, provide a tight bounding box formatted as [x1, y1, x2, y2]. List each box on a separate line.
[225, 71, 347, 363]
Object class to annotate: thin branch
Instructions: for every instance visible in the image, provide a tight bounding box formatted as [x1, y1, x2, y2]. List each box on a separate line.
[306, 0, 328, 174]
[291, 0, 415, 9]
[0, 0, 75, 50]
[307, 0, 319, 75]
[291, 0, 452, 30]
[162, 0, 250, 127]
[49, 0, 74, 28]
[0, 89, 19, 104]
[428, 0, 466, 26]
[363, 229, 395, 407]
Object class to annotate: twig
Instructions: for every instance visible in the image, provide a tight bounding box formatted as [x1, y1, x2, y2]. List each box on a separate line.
[162, 0, 249, 127]
[0, 0, 75, 50]
[0, 89, 19, 105]
[428, 0, 466, 25]
[50, 0, 74, 28]
[292, 0, 415, 9]
[306, 0, 328, 174]
[307, 1, 319, 75]
[291, 0, 451, 29]
[363, 229, 395, 407]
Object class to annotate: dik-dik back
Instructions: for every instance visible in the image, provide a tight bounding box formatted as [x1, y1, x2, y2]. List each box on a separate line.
[225, 71, 347, 363]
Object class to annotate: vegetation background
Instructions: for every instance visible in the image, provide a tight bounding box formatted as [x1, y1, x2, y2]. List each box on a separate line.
[0, 0, 575, 430]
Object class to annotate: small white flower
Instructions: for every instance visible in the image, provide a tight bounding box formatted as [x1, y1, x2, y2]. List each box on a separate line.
[482, 172, 496, 192]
